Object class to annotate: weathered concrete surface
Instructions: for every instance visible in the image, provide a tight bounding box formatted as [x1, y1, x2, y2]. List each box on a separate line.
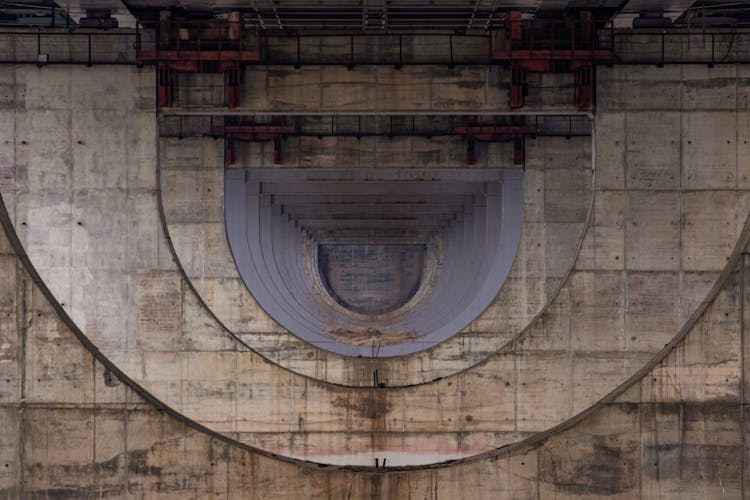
[178, 65, 577, 112]
[1, 33, 750, 468]
[1, 173, 749, 498]
[0, 29, 136, 65]
[4, 59, 745, 464]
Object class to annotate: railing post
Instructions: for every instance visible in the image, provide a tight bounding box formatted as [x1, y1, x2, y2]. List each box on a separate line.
[396, 34, 402, 69]
[348, 34, 354, 70]
[449, 35, 454, 69]
[658, 32, 664, 67]
[295, 35, 301, 69]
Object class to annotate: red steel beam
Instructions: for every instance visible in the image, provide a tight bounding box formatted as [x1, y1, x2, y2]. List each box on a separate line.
[453, 126, 538, 141]
[491, 50, 615, 67]
[212, 125, 295, 142]
[454, 125, 537, 165]
[213, 124, 295, 166]
[137, 50, 261, 63]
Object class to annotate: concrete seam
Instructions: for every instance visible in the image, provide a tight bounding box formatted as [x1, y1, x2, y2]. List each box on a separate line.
[678, 62, 685, 343]
[623, 100, 629, 353]
[740, 253, 746, 499]
[200, 139, 207, 291]
[123, 388, 130, 498]
[638, 402, 643, 500]
[66, 63, 73, 315]
[738, 61, 746, 500]
[92, 354, 98, 497]
[16, 267, 26, 499]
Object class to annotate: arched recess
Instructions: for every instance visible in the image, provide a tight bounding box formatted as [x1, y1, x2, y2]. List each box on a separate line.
[225, 168, 523, 357]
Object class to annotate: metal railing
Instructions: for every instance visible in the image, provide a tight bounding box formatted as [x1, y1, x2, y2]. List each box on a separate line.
[0, 27, 748, 67]
[0, 29, 136, 65]
[614, 29, 750, 65]
[493, 16, 616, 56]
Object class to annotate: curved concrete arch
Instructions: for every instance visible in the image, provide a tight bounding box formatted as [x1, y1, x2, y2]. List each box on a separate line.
[4, 163, 749, 488]
[161, 134, 592, 386]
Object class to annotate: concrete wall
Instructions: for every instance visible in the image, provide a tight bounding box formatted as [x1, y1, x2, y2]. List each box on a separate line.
[1, 169, 748, 497]
[2, 29, 750, 493]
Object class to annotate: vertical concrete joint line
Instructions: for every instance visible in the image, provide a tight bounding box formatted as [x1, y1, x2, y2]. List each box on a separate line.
[200, 139, 207, 282]
[677, 76, 684, 334]
[156, 137, 163, 267]
[17, 273, 27, 496]
[568, 280, 574, 415]
[623, 105, 629, 353]
[123, 393, 130, 497]
[678, 72, 684, 275]
[290, 371, 296, 434]
[456, 376, 462, 451]
[67, 63, 75, 314]
[590, 116, 597, 270]
[735, 68, 740, 196]
[92, 359, 98, 495]
[740, 253, 746, 498]
[513, 345, 518, 432]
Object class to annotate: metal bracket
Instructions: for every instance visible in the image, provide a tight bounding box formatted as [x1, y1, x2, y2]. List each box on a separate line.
[454, 125, 537, 166]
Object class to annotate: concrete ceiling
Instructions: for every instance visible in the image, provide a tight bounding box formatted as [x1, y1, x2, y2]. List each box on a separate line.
[676, 0, 750, 26]
[0, 0, 137, 27]
[12, 0, 750, 31]
[118, 0, 729, 31]
[612, 0, 697, 27]
[123, 0, 535, 31]
[56, 0, 137, 27]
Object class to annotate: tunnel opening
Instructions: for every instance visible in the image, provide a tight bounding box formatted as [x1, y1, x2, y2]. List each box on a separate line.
[317, 242, 425, 316]
[225, 168, 523, 357]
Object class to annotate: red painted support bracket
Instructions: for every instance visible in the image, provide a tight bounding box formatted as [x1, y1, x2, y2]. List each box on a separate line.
[510, 65, 526, 110]
[492, 49, 616, 68]
[273, 137, 282, 165]
[224, 64, 241, 109]
[466, 135, 476, 165]
[493, 10, 615, 110]
[226, 138, 235, 166]
[513, 135, 525, 165]
[454, 125, 538, 165]
[453, 126, 538, 141]
[212, 125, 295, 141]
[576, 64, 593, 110]
[136, 12, 261, 109]
[157, 64, 175, 107]
[137, 49, 261, 64]
[212, 125, 295, 166]
[507, 11, 523, 42]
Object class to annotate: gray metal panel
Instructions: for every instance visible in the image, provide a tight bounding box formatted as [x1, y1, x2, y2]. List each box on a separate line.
[224, 168, 523, 357]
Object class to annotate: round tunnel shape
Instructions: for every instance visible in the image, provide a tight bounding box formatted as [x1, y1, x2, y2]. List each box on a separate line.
[225, 168, 523, 357]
